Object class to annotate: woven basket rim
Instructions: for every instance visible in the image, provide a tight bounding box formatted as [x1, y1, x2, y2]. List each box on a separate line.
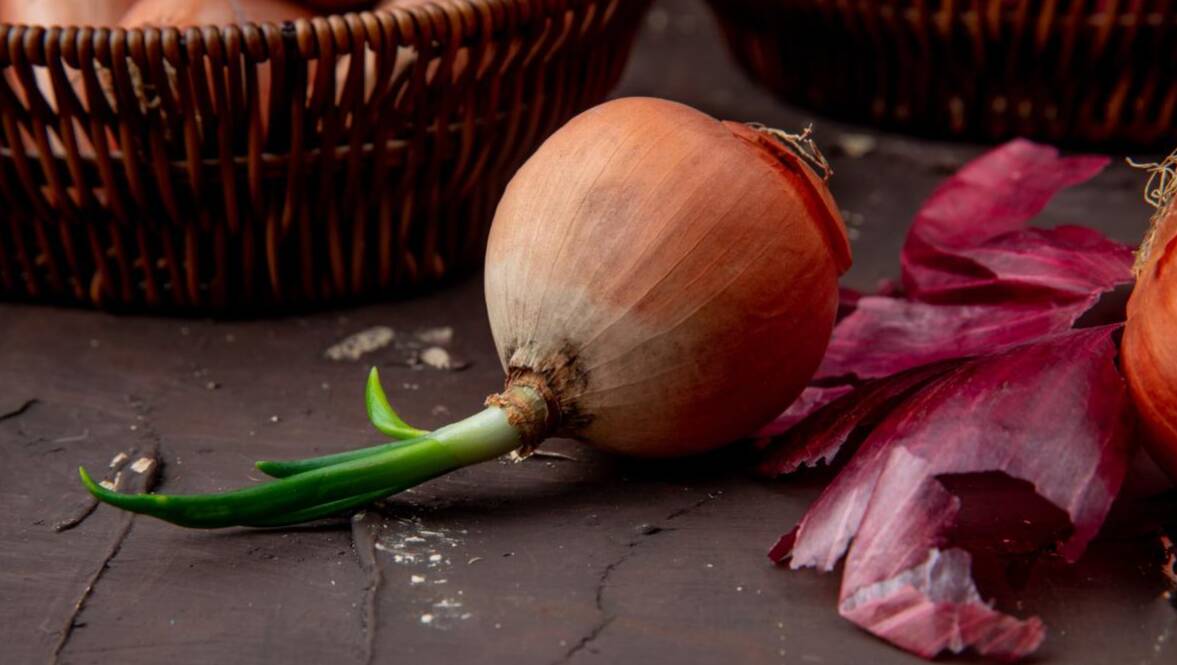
[0, 0, 601, 57]
[718, 0, 1170, 20]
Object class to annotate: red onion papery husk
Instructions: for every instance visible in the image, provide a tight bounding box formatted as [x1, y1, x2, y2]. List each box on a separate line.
[775, 327, 1134, 661]
[900, 139, 1127, 303]
[755, 140, 1142, 661]
[757, 360, 959, 476]
[1123, 155, 1177, 483]
[757, 139, 1134, 436]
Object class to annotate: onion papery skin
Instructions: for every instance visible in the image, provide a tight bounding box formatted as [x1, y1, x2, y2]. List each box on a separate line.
[485, 97, 851, 458]
[1124, 203, 1177, 482]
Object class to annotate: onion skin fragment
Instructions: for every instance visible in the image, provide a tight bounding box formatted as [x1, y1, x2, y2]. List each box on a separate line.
[485, 97, 851, 458]
[1124, 202, 1177, 483]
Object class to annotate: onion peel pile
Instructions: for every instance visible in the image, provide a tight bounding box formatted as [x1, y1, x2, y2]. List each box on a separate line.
[759, 140, 1139, 661]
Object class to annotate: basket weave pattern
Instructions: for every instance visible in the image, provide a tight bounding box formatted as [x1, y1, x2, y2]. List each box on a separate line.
[710, 0, 1176, 146]
[0, 0, 648, 312]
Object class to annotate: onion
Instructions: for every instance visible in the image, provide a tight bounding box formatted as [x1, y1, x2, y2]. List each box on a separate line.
[0, 0, 134, 26]
[79, 97, 852, 527]
[298, 0, 376, 10]
[486, 97, 851, 456]
[1123, 154, 1177, 483]
[120, 0, 312, 28]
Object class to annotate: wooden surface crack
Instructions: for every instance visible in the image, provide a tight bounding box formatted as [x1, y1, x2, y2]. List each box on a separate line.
[552, 490, 720, 664]
[49, 442, 161, 664]
[0, 398, 37, 422]
[350, 511, 383, 665]
[49, 394, 162, 663]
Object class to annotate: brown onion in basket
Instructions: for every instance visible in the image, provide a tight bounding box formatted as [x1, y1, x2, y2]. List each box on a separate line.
[0, 0, 134, 26]
[299, 0, 377, 10]
[120, 0, 313, 28]
[1123, 156, 1177, 483]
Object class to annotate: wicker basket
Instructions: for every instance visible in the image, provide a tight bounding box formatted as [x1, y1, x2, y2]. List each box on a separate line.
[708, 0, 1176, 146]
[0, 0, 649, 313]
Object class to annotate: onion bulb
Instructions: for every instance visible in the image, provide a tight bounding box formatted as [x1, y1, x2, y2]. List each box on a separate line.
[79, 97, 852, 528]
[120, 0, 312, 28]
[1123, 154, 1177, 483]
[0, 0, 134, 26]
[298, 0, 376, 10]
[486, 97, 851, 456]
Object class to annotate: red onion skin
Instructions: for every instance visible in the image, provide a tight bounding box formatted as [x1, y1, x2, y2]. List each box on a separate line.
[485, 97, 850, 458]
[1124, 205, 1177, 483]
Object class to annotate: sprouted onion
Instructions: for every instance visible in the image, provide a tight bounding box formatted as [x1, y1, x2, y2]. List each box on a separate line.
[80, 97, 852, 528]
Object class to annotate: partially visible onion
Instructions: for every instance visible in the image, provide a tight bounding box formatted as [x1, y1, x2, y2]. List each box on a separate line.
[120, 0, 312, 28]
[0, 0, 134, 26]
[121, 0, 314, 127]
[298, 0, 376, 10]
[1123, 155, 1177, 483]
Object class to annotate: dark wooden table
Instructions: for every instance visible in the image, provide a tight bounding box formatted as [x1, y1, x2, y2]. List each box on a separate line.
[3, 1, 1175, 663]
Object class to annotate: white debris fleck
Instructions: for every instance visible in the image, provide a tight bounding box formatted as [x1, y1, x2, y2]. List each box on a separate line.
[109, 452, 129, 468]
[130, 457, 154, 474]
[467, 557, 483, 565]
[434, 598, 462, 609]
[433, 579, 447, 585]
[99, 479, 116, 490]
[420, 613, 434, 625]
[269, 415, 280, 423]
[429, 554, 443, 563]
[835, 133, 878, 159]
[419, 346, 453, 370]
[404, 536, 426, 544]
[324, 326, 395, 362]
[410, 575, 426, 585]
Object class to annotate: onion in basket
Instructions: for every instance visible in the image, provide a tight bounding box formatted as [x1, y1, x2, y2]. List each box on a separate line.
[0, 0, 134, 26]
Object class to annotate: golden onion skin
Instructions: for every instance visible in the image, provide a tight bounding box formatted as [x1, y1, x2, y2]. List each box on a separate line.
[1124, 204, 1177, 482]
[485, 97, 850, 458]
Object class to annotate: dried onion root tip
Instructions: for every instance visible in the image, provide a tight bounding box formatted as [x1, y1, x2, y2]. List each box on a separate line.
[1123, 148, 1177, 483]
[1128, 151, 1177, 275]
[80, 97, 851, 528]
